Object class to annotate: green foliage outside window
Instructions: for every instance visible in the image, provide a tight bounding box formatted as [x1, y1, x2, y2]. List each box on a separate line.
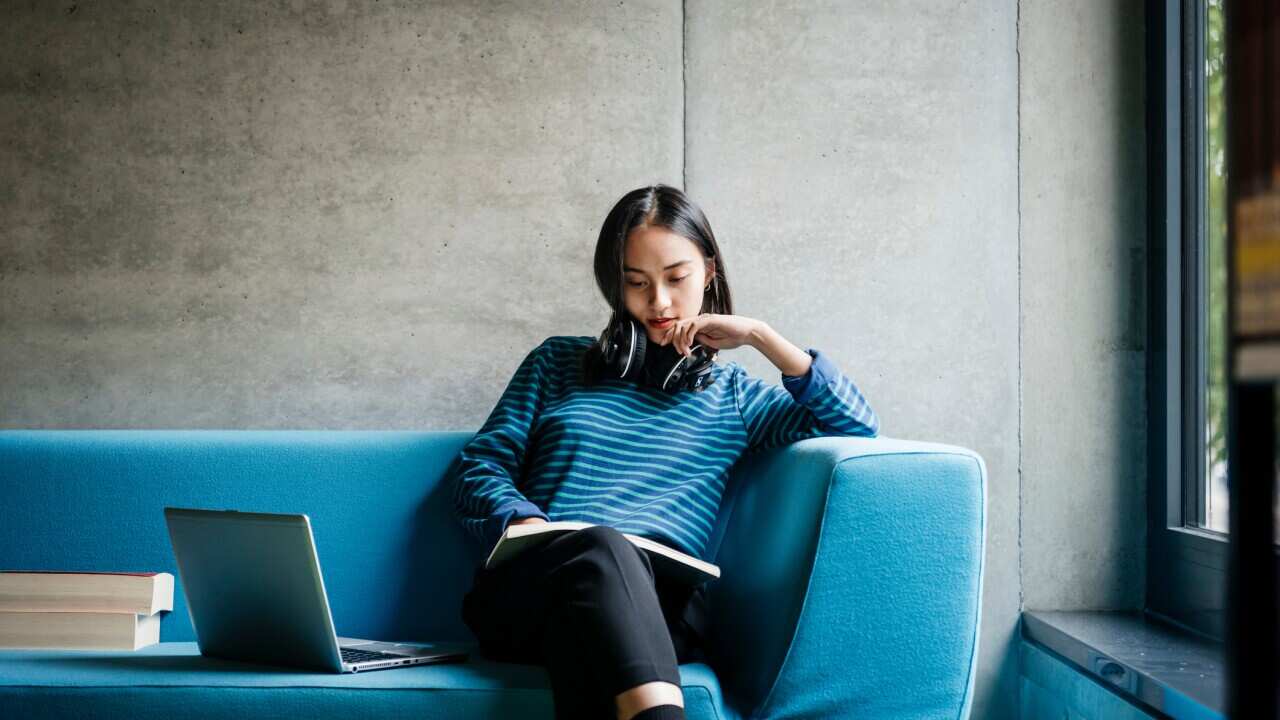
[1205, 0, 1227, 496]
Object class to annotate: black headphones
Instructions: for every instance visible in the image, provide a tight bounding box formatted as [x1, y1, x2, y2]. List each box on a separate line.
[596, 313, 718, 392]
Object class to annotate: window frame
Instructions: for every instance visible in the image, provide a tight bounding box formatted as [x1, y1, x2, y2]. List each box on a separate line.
[1145, 0, 1230, 642]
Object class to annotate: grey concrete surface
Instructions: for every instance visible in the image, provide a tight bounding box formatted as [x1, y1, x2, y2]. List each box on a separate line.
[1019, 0, 1148, 613]
[0, 0, 682, 428]
[0, 2, 1152, 718]
[684, 3, 1021, 717]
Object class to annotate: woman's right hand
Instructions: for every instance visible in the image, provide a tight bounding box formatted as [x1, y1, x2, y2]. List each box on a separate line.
[510, 517, 548, 526]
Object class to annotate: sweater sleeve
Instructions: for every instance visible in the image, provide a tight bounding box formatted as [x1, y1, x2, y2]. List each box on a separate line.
[735, 347, 880, 453]
[451, 341, 553, 555]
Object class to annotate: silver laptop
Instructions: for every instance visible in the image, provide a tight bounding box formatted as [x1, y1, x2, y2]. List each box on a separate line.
[164, 507, 469, 673]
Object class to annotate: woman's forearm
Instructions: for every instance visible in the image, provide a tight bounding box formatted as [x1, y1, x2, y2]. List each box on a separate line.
[747, 321, 814, 377]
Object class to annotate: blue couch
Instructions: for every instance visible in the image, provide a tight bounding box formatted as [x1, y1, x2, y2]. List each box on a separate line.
[0, 430, 986, 719]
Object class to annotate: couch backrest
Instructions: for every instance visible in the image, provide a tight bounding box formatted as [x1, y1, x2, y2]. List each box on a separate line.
[0, 430, 489, 643]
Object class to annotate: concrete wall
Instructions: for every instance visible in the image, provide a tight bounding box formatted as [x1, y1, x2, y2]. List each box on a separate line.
[0, 2, 1148, 718]
[1019, 0, 1148, 612]
[684, 3, 1021, 717]
[0, 0, 681, 426]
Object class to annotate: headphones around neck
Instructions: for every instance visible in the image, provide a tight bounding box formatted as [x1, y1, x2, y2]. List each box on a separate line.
[596, 313, 718, 393]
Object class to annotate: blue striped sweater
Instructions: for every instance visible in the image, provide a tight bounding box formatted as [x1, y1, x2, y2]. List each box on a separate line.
[451, 335, 880, 563]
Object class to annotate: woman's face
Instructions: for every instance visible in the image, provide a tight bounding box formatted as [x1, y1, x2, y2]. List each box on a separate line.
[622, 224, 714, 347]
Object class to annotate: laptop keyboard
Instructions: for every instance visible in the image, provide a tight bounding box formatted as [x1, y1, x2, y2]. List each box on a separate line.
[341, 647, 402, 664]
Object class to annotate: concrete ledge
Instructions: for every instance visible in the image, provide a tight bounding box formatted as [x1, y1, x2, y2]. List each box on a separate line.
[1021, 610, 1225, 720]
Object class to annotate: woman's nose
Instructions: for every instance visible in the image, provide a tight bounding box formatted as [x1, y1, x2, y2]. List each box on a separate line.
[650, 286, 671, 309]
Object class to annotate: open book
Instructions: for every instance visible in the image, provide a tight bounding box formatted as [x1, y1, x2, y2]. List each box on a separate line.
[485, 521, 720, 586]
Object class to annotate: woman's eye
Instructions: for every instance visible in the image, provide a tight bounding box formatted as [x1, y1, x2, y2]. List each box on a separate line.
[627, 276, 687, 288]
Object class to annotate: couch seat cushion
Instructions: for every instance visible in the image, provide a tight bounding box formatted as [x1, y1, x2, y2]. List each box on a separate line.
[0, 642, 741, 720]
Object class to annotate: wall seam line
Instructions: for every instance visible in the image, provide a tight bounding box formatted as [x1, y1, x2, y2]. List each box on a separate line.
[682, 0, 688, 190]
[1016, 0, 1025, 618]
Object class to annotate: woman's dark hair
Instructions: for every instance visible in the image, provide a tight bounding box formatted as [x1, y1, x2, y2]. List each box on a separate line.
[580, 184, 734, 386]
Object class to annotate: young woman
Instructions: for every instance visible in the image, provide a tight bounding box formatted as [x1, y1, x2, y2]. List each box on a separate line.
[453, 184, 879, 720]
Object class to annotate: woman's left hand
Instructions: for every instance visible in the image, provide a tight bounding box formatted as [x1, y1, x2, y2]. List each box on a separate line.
[662, 313, 763, 357]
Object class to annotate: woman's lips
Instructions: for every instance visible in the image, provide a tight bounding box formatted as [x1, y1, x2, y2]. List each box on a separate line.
[648, 318, 674, 328]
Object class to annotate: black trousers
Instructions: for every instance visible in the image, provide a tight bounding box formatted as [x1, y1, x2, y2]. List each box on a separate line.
[461, 525, 711, 720]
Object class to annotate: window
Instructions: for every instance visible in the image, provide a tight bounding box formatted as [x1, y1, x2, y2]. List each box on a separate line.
[1147, 0, 1228, 642]
[1147, 0, 1280, 642]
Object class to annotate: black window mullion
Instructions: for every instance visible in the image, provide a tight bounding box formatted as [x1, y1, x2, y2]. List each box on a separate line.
[1177, 0, 1198, 527]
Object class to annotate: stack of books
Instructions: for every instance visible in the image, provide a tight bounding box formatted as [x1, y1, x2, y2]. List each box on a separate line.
[0, 571, 173, 650]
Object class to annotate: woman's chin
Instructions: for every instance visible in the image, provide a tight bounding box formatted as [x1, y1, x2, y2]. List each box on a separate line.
[644, 329, 669, 347]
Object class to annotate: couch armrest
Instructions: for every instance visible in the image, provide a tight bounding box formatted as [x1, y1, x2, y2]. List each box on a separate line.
[703, 436, 986, 720]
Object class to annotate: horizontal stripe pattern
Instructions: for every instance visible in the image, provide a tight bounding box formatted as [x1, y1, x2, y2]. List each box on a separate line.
[451, 335, 879, 560]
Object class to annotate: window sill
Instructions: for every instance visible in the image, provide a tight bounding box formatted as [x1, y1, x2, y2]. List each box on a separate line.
[1021, 610, 1225, 720]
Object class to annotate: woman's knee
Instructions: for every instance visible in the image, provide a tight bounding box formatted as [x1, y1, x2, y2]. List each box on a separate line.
[575, 524, 630, 549]
[561, 525, 651, 577]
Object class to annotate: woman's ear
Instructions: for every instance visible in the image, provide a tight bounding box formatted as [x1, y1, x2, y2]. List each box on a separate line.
[704, 258, 716, 286]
